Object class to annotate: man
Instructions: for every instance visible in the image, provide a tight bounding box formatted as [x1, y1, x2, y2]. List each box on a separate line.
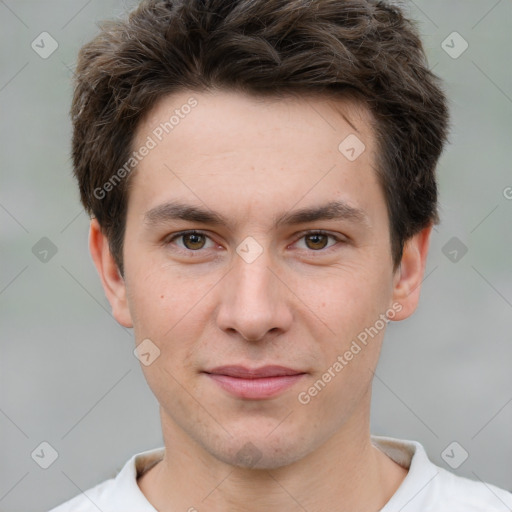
[50, 0, 512, 510]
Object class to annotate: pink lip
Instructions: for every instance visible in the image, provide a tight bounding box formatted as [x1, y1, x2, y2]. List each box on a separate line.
[203, 365, 306, 399]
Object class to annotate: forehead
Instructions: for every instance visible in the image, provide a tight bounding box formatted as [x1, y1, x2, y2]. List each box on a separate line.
[137, 89, 375, 152]
[128, 89, 382, 224]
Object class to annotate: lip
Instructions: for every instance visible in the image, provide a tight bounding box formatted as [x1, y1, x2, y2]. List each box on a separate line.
[203, 365, 306, 399]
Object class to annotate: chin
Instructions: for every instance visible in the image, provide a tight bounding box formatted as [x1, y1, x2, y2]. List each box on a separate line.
[206, 429, 315, 470]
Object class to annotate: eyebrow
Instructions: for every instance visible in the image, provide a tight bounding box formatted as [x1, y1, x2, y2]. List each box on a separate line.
[143, 200, 370, 230]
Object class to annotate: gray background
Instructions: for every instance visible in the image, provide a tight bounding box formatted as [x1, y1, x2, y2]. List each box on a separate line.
[1, 1, 511, 511]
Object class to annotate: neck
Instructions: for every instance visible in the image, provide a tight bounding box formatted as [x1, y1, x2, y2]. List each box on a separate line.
[138, 405, 407, 511]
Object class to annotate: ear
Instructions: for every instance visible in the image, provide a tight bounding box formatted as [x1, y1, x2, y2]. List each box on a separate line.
[89, 218, 133, 328]
[390, 224, 433, 321]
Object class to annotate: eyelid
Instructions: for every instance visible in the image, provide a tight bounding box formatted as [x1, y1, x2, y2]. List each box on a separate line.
[292, 229, 346, 252]
[165, 229, 346, 254]
[166, 230, 217, 250]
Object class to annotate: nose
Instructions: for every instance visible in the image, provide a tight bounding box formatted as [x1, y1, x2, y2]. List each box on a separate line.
[215, 244, 293, 342]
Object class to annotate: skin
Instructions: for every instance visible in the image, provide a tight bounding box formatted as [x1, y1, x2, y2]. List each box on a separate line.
[90, 89, 432, 512]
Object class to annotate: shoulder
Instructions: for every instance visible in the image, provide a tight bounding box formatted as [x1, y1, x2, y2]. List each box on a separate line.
[48, 477, 117, 512]
[429, 467, 512, 511]
[47, 447, 164, 512]
[373, 435, 512, 512]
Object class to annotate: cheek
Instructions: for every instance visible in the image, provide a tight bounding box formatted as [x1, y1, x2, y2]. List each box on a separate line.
[309, 266, 391, 334]
[302, 267, 392, 401]
[126, 260, 212, 334]
[126, 262, 232, 374]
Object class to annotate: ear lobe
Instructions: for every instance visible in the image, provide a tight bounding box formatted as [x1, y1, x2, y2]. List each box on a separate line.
[390, 224, 433, 321]
[89, 218, 133, 328]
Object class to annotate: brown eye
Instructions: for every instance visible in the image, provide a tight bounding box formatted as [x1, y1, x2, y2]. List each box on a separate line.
[165, 230, 218, 256]
[304, 233, 329, 250]
[181, 232, 206, 250]
[295, 231, 342, 253]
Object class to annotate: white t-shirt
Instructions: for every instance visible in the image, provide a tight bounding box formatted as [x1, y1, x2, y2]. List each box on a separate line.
[48, 436, 512, 511]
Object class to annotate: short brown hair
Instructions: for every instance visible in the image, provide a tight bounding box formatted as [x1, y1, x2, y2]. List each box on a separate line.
[71, 0, 449, 275]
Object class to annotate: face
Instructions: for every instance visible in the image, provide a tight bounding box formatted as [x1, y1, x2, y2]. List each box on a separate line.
[92, 89, 430, 469]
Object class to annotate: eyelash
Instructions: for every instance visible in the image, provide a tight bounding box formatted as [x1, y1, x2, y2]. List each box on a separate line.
[165, 229, 345, 256]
